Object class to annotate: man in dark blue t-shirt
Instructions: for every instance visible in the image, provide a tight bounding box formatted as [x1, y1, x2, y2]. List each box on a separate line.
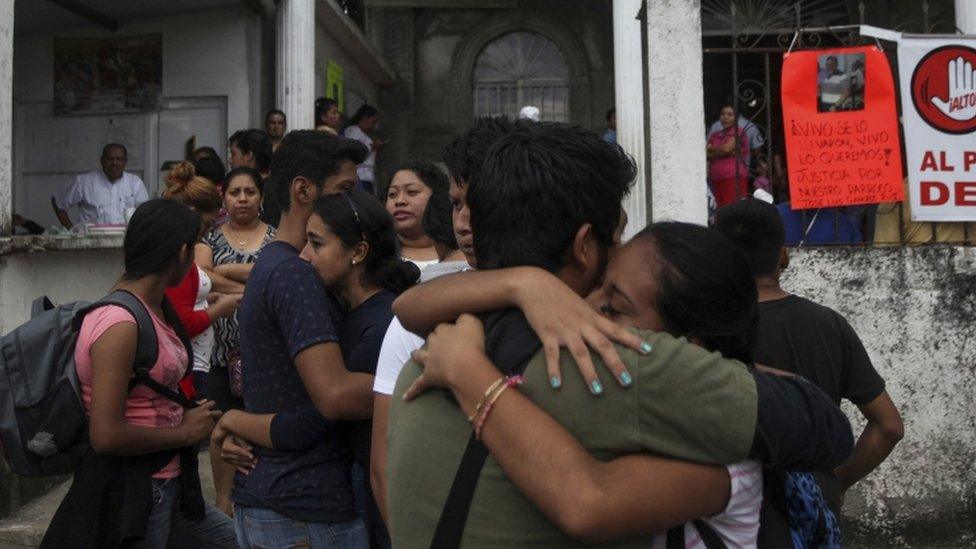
[216, 131, 374, 549]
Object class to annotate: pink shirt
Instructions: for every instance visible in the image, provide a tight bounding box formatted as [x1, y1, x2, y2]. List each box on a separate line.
[74, 301, 189, 479]
[651, 461, 763, 549]
[708, 127, 750, 181]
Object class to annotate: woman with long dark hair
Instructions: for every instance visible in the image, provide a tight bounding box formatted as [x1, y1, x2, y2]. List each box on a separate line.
[392, 222, 767, 547]
[43, 199, 236, 548]
[343, 105, 386, 195]
[382, 160, 448, 270]
[213, 191, 418, 549]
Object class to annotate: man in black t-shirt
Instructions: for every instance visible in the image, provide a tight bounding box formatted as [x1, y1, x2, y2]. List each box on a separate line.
[715, 198, 904, 510]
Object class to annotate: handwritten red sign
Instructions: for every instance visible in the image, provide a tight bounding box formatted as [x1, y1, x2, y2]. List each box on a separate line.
[782, 46, 905, 208]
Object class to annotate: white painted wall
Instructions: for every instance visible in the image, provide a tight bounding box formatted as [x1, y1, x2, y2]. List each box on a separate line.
[0, 246, 123, 335]
[644, 0, 708, 225]
[11, 6, 265, 227]
[784, 245, 976, 545]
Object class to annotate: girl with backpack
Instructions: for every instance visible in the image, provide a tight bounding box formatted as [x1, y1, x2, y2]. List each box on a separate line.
[43, 199, 237, 548]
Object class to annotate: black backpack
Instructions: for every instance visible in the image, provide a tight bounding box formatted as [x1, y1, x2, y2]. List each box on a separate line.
[0, 290, 195, 477]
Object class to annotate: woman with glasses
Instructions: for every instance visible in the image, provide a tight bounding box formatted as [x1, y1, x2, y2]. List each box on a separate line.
[211, 190, 419, 549]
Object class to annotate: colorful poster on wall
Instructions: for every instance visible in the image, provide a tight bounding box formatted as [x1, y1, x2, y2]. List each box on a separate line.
[326, 60, 345, 114]
[781, 46, 904, 209]
[897, 38, 976, 221]
[53, 34, 162, 115]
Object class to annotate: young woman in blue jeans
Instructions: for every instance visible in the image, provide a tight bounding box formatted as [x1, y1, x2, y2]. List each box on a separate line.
[43, 199, 236, 548]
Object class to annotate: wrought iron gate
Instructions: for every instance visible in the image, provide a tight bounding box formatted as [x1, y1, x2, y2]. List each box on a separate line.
[700, 0, 972, 245]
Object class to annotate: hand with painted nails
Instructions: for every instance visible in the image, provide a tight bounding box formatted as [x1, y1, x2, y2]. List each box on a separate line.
[404, 314, 486, 401]
[513, 268, 646, 394]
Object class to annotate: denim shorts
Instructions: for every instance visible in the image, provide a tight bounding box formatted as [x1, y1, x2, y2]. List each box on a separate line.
[234, 506, 368, 549]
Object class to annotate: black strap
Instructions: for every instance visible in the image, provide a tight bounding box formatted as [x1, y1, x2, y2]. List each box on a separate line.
[75, 290, 196, 409]
[666, 520, 728, 549]
[31, 296, 56, 318]
[429, 310, 542, 549]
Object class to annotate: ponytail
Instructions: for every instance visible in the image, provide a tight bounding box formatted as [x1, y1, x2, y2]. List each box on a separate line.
[162, 161, 222, 214]
[123, 199, 200, 280]
[312, 190, 419, 295]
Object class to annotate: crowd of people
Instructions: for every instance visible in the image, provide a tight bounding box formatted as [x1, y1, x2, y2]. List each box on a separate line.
[40, 105, 907, 549]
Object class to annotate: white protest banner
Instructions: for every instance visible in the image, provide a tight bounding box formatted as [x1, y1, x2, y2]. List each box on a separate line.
[898, 37, 976, 221]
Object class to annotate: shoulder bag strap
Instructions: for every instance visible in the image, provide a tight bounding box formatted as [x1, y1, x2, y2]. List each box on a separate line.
[429, 310, 541, 549]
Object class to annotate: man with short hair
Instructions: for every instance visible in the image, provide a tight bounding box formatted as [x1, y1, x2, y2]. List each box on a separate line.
[265, 109, 287, 151]
[226, 131, 371, 547]
[384, 123, 855, 547]
[714, 198, 904, 511]
[52, 143, 148, 228]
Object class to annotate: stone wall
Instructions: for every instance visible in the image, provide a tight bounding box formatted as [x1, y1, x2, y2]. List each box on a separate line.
[783, 245, 976, 547]
[370, 1, 615, 181]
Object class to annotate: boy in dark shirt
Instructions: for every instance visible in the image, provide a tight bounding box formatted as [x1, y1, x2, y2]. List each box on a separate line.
[715, 198, 904, 509]
[219, 131, 374, 548]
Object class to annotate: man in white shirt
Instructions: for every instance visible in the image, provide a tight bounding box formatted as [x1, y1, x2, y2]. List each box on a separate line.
[52, 143, 148, 228]
[369, 118, 515, 524]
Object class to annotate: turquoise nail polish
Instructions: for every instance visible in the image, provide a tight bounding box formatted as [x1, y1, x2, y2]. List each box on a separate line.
[590, 379, 604, 395]
[619, 372, 633, 386]
[550, 376, 562, 389]
[640, 341, 653, 354]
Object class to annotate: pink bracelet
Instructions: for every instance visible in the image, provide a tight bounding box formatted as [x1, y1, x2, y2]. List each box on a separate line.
[474, 375, 525, 440]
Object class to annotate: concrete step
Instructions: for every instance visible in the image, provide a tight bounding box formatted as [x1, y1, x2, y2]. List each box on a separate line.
[0, 451, 217, 548]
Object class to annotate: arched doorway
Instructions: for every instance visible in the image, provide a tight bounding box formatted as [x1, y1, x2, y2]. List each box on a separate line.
[472, 31, 570, 122]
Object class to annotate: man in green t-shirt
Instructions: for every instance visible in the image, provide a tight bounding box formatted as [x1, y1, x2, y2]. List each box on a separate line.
[385, 123, 852, 548]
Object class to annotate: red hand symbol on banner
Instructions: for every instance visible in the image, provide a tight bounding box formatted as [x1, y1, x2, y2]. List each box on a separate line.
[930, 56, 976, 121]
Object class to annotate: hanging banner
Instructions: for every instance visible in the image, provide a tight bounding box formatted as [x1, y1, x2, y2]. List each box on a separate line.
[781, 46, 904, 209]
[898, 38, 976, 221]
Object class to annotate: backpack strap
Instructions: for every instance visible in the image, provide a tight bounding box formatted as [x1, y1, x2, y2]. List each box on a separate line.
[74, 291, 196, 409]
[666, 521, 728, 549]
[429, 309, 542, 549]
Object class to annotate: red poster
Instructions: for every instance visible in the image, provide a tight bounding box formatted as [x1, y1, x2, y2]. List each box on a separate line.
[782, 46, 905, 209]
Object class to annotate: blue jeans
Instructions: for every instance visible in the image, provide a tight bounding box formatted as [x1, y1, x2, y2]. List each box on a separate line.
[135, 477, 237, 549]
[234, 506, 368, 549]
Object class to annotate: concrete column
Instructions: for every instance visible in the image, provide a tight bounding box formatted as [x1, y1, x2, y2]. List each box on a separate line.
[276, 0, 315, 130]
[613, 0, 647, 240]
[0, 0, 11, 236]
[645, 0, 708, 225]
[956, 0, 976, 34]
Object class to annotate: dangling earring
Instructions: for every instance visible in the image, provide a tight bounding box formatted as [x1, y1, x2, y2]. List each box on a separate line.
[351, 260, 357, 265]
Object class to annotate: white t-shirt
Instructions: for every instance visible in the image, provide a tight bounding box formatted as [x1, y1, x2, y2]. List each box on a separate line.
[650, 460, 763, 549]
[53, 171, 148, 225]
[343, 124, 376, 183]
[191, 267, 215, 373]
[373, 260, 471, 395]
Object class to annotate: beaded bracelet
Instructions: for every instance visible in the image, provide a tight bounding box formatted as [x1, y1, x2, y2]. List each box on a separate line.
[474, 375, 525, 440]
[467, 376, 507, 424]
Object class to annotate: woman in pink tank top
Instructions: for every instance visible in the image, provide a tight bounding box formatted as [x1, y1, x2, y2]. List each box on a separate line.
[44, 199, 236, 548]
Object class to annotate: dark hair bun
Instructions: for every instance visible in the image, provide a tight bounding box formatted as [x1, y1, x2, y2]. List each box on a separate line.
[373, 257, 420, 295]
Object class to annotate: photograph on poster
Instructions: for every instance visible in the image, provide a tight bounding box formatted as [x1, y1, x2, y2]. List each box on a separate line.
[817, 53, 865, 113]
